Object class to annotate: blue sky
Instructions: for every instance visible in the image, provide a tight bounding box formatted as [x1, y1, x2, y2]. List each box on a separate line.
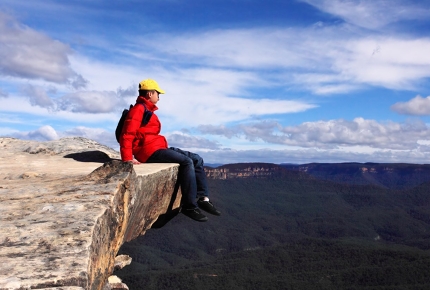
[1, 0, 430, 164]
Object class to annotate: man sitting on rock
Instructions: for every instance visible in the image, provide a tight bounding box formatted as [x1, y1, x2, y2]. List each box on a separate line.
[119, 79, 220, 222]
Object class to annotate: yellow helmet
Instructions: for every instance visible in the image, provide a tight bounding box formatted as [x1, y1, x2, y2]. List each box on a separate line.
[138, 79, 165, 94]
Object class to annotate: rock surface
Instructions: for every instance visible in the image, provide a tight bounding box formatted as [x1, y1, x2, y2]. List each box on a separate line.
[0, 137, 181, 290]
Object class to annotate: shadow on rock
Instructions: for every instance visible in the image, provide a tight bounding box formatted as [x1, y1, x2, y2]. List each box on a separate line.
[64, 150, 112, 163]
[151, 208, 181, 228]
[151, 181, 181, 229]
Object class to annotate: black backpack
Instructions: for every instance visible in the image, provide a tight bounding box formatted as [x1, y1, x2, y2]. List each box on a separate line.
[115, 103, 152, 143]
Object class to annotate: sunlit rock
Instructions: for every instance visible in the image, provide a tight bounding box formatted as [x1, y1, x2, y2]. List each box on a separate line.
[0, 137, 181, 290]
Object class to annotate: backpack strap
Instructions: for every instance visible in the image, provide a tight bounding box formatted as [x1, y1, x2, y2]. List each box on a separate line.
[115, 103, 153, 143]
[135, 103, 153, 126]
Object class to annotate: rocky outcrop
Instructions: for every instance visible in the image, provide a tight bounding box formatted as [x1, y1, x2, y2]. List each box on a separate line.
[0, 137, 181, 290]
[206, 162, 430, 190]
[205, 163, 299, 179]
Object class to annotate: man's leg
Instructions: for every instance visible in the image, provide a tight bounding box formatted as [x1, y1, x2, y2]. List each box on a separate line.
[146, 148, 197, 207]
[146, 149, 208, 221]
[169, 147, 221, 216]
[169, 147, 208, 198]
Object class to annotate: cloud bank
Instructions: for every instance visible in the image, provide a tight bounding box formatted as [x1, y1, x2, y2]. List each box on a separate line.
[0, 12, 86, 87]
[299, 0, 430, 30]
[391, 95, 430, 116]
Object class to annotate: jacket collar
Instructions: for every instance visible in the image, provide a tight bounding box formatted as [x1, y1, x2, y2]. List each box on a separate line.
[136, 96, 158, 111]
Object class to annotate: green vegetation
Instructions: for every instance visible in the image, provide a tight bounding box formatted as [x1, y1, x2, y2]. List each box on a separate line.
[116, 171, 430, 289]
[118, 239, 430, 290]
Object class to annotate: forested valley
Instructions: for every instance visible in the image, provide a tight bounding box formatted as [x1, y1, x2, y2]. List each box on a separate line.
[116, 165, 430, 290]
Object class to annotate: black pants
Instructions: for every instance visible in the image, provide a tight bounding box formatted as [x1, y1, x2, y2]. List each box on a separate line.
[146, 147, 209, 209]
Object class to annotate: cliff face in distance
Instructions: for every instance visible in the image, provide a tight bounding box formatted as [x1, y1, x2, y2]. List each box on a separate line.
[0, 137, 181, 290]
[205, 163, 306, 180]
[205, 162, 430, 189]
[282, 162, 430, 189]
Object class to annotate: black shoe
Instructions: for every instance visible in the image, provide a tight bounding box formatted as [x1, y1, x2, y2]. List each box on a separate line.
[197, 199, 221, 216]
[181, 207, 208, 222]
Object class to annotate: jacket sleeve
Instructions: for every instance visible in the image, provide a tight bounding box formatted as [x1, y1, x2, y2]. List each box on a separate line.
[120, 104, 145, 161]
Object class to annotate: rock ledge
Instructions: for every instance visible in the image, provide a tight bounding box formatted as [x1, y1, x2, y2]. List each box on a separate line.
[0, 138, 181, 290]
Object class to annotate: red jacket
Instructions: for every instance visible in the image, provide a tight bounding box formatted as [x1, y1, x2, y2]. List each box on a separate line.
[120, 96, 168, 162]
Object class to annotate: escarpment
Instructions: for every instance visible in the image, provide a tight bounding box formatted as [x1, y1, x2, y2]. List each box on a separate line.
[0, 137, 181, 290]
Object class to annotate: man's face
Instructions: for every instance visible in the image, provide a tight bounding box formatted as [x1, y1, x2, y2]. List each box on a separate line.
[148, 91, 160, 104]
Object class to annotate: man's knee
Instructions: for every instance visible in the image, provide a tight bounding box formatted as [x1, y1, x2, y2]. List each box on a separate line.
[170, 147, 204, 167]
[180, 156, 194, 167]
[193, 154, 204, 167]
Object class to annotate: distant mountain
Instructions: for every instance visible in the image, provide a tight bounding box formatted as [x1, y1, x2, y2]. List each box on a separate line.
[205, 163, 224, 168]
[205, 162, 430, 190]
[116, 167, 430, 289]
[205, 162, 308, 180]
[281, 162, 430, 190]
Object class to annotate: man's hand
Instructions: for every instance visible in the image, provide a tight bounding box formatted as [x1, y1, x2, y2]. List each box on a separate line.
[125, 159, 141, 165]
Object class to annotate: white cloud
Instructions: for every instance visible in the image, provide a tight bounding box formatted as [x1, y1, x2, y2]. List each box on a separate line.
[7, 125, 117, 148]
[5, 121, 430, 164]
[0, 95, 55, 116]
[2, 83, 127, 115]
[57, 90, 127, 114]
[299, 0, 430, 30]
[121, 67, 318, 128]
[391, 95, 430, 116]
[277, 118, 426, 149]
[22, 84, 54, 109]
[2, 0, 423, 99]
[0, 88, 7, 98]
[160, 92, 316, 127]
[0, 95, 123, 127]
[197, 124, 239, 139]
[70, 74, 88, 90]
[144, 28, 321, 70]
[197, 118, 430, 151]
[195, 146, 430, 164]
[62, 126, 117, 149]
[136, 25, 430, 95]
[3, 9, 428, 127]
[166, 132, 221, 150]
[1, 49, 318, 126]
[11, 125, 59, 141]
[0, 12, 81, 84]
[337, 38, 430, 90]
[68, 55, 141, 92]
[290, 73, 362, 94]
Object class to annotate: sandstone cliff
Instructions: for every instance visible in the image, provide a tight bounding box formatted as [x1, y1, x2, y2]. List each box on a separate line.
[0, 137, 181, 290]
[205, 163, 303, 179]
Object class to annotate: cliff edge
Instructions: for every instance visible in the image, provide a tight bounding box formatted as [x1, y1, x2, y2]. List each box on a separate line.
[0, 137, 181, 290]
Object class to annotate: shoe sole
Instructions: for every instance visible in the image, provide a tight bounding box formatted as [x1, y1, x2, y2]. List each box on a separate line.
[197, 202, 221, 216]
[181, 210, 208, 222]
